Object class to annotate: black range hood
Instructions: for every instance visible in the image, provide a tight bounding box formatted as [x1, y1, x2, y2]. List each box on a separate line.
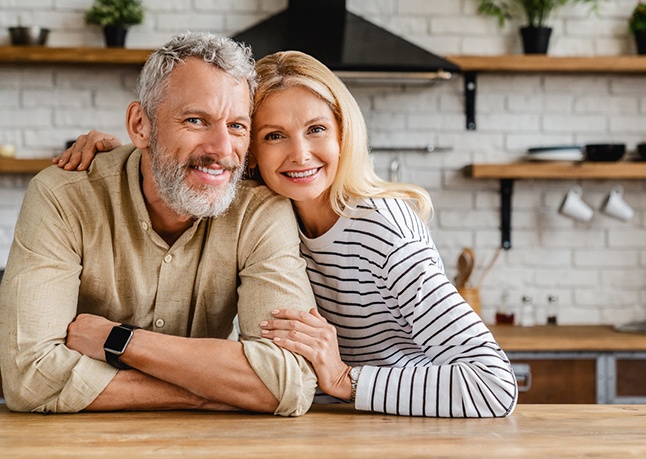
[231, 0, 460, 82]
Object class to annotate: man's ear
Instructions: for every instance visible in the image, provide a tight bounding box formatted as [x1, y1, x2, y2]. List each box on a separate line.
[126, 101, 151, 149]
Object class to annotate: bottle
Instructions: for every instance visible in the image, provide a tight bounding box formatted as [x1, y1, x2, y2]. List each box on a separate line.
[519, 295, 536, 327]
[495, 291, 515, 325]
[546, 294, 558, 325]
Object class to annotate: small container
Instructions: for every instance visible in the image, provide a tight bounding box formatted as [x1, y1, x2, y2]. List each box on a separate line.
[9, 26, 50, 46]
[519, 295, 536, 327]
[495, 291, 515, 325]
[546, 295, 558, 326]
[637, 143, 646, 162]
[584, 143, 626, 162]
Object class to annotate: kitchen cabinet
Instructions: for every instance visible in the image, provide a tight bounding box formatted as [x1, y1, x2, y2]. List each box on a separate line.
[491, 326, 646, 404]
[463, 162, 646, 249]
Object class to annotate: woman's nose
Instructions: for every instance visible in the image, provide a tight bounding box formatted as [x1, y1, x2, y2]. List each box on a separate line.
[289, 138, 311, 164]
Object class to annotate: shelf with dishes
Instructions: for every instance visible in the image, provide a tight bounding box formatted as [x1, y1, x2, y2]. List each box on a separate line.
[464, 156, 646, 250]
[0, 157, 54, 174]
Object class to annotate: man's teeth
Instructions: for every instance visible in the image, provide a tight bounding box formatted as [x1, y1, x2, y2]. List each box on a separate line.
[285, 169, 317, 178]
[196, 166, 224, 176]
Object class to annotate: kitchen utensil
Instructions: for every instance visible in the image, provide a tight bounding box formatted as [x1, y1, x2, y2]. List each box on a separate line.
[475, 247, 503, 289]
[455, 248, 475, 289]
[525, 145, 583, 162]
[637, 143, 646, 161]
[558, 185, 594, 222]
[600, 185, 634, 221]
[9, 26, 49, 46]
[584, 143, 625, 162]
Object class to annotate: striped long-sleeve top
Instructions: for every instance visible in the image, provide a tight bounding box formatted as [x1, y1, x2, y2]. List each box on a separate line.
[301, 198, 517, 417]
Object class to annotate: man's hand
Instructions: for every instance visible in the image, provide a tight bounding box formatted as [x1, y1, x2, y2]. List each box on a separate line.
[66, 313, 120, 361]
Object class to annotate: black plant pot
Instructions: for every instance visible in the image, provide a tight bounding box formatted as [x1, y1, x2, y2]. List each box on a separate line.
[103, 26, 128, 48]
[520, 26, 552, 54]
[635, 31, 646, 55]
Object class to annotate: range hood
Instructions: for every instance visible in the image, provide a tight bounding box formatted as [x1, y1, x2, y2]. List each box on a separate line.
[231, 0, 460, 82]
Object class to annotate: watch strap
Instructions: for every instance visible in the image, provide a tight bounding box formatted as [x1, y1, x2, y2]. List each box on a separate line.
[104, 323, 140, 370]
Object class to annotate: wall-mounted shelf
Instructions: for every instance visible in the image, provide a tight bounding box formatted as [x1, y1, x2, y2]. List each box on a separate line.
[0, 46, 153, 65]
[444, 55, 646, 130]
[0, 158, 54, 174]
[464, 161, 646, 250]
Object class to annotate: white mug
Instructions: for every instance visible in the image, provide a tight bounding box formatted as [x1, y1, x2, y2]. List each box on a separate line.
[558, 186, 594, 222]
[601, 185, 634, 221]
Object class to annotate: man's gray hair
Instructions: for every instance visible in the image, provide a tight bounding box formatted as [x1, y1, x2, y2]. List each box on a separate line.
[137, 31, 257, 120]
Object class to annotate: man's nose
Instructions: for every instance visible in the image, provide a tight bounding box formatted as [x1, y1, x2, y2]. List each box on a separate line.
[204, 123, 234, 158]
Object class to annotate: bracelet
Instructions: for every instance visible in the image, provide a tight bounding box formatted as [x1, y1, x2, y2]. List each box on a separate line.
[349, 366, 362, 403]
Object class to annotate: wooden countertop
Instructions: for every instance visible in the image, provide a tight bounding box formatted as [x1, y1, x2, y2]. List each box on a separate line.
[1, 403, 645, 458]
[490, 325, 646, 352]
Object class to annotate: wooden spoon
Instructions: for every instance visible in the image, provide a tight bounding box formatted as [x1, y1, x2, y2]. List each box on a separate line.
[455, 248, 475, 289]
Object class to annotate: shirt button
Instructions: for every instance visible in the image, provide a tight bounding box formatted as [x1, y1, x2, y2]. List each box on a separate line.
[141, 222, 149, 231]
[155, 318, 165, 328]
[164, 254, 173, 263]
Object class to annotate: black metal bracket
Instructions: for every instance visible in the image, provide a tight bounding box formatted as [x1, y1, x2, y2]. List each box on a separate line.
[500, 179, 514, 250]
[464, 72, 477, 130]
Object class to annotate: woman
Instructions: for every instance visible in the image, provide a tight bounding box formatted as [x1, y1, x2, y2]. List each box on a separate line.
[58, 51, 517, 418]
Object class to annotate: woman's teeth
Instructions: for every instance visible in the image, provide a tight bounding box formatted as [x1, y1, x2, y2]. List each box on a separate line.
[195, 166, 223, 176]
[285, 168, 317, 178]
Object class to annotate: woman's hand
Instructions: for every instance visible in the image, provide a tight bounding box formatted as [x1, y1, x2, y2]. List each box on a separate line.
[53, 130, 122, 171]
[260, 308, 352, 400]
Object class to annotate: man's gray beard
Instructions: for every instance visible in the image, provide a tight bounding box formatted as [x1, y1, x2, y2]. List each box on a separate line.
[148, 133, 243, 219]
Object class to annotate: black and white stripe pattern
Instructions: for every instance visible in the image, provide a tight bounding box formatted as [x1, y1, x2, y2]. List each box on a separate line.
[302, 198, 517, 417]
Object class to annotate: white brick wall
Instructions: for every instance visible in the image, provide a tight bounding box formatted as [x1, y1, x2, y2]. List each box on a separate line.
[0, 0, 645, 325]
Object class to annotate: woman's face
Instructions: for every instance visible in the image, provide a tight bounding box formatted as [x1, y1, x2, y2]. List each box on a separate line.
[251, 86, 340, 207]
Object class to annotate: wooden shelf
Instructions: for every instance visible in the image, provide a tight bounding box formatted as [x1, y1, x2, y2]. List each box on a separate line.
[0, 158, 54, 174]
[447, 55, 646, 73]
[465, 161, 646, 180]
[464, 161, 646, 250]
[2, 47, 646, 72]
[0, 46, 153, 65]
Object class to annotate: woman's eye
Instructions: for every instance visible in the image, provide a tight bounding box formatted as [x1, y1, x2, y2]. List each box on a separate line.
[264, 132, 282, 140]
[310, 126, 326, 134]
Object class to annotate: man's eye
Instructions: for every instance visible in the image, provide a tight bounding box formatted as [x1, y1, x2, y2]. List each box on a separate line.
[187, 118, 201, 125]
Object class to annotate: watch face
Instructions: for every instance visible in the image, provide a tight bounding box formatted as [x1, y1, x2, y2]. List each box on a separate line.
[104, 325, 134, 354]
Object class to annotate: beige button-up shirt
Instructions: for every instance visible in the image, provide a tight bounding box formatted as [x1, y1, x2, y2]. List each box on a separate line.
[0, 145, 317, 415]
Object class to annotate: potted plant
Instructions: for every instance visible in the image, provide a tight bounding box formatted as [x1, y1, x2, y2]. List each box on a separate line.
[85, 0, 145, 48]
[477, 0, 601, 54]
[629, 1, 646, 54]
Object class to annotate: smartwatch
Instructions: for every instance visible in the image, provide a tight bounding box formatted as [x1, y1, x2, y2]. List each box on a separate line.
[103, 323, 140, 370]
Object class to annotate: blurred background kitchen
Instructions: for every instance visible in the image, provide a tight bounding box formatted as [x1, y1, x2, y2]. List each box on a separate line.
[0, 0, 644, 326]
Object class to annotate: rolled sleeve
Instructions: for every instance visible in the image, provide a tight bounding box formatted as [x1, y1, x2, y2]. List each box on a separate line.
[234, 185, 318, 416]
[0, 175, 116, 412]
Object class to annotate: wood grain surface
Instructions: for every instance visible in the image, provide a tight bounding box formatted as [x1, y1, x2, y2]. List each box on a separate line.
[1, 403, 645, 458]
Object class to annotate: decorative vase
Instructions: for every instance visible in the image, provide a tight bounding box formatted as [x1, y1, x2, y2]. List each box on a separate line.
[520, 26, 552, 55]
[103, 26, 128, 48]
[635, 31, 646, 55]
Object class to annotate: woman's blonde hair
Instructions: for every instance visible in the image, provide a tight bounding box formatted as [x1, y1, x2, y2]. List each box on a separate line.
[253, 51, 432, 222]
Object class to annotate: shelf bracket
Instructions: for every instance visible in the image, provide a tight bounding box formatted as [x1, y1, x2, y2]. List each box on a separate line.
[500, 179, 513, 250]
[464, 72, 477, 130]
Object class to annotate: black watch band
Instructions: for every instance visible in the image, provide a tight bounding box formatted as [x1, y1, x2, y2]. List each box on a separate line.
[104, 323, 140, 370]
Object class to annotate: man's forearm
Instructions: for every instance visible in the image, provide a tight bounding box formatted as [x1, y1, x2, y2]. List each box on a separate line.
[85, 367, 236, 412]
[119, 330, 279, 413]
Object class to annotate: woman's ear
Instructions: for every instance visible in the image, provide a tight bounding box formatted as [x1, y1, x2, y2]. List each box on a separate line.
[126, 101, 151, 149]
[247, 151, 258, 169]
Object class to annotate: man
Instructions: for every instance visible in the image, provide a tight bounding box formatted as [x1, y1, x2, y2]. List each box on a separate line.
[0, 32, 317, 416]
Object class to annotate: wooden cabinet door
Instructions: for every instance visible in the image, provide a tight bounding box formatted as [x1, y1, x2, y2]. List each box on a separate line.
[615, 357, 646, 398]
[512, 358, 597, 404]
